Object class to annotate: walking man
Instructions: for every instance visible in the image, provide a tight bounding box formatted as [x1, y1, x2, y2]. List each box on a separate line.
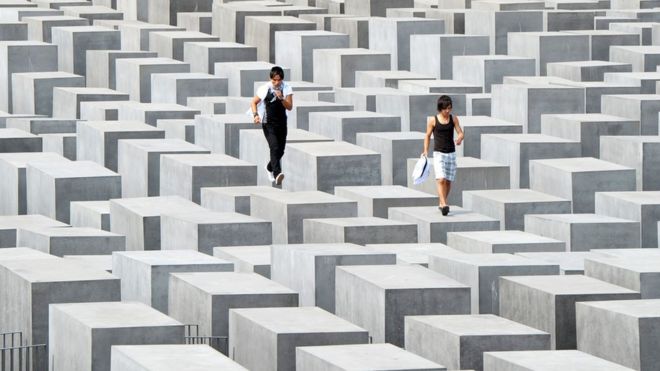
[250, 66, 293, 185]
[422, 95, 464, 216]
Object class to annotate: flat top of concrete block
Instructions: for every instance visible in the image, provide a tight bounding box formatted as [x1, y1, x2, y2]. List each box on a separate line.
[579, 299, 660, 318]
[464, 189, 569, 203]
[337, 87, 401, 95]
[365, 243, 463, 265]
[611, 45, 660, 53]
[606, 72, 660, 79]
[0, 128, 37, 138]
[510, 31, 588, 38]
[82, 120, 163, 132]
[12, 71, 83, 79]
[245, 15, 314, 24]
[500, 274, 639, 295]
[596, 191, 660, 205]
[357, 131, 426, 140]
[295, 100, 353, 108]
[310, 110, 398, 119]
[63, 254, 112, 271]
[154, 73, 225, 81]
[163, 210, 266, 225]
[51, 301, 182, 328]
[214, 245, 270, 265]
[112, 345, 247, 370]
[335, 185, 437, 199]
[531, 157, 634, 172]
[118, 21, 181, 30]
[0, 247, 56, 261]
[172, 272, 296, 295]
[114, 250, 231, 266]
[338, 264, 468, 290]
[20, 15, 88, 21]
[230, 307, 366, 334]
[288, 141, 378, 156]
[124, 103, 200, 113]
[116, 57, 188, 66]
[110, 196, 205, 216]
[214, 61, 280, 71]
[186, 41, 255, 50]
[390, 206, 500, 223]
[70, 200, 109, 213]
[0, 215, 68, 230]
[27, 160, 118, 178]
[401, 79, 483, 89]
[161, 153, 254, 167]
[63, 5, 122, 13]
[567, 30, 640, 36]
[544, 113, 637, 123]
[456, 55, 535, 62]
[119, 138, 207, 152]
[457, 156, 510, 169]
[55, 87, 127, 95]
[314, 48, 391, 57]
[602, 135, 660, 143]
[306, 217, 416, 228]
[273, 242, 396, 257]
[20, 226, 120, 237]
[433, 252, 559, 268]
[408, 314, 549, 336]
[604, 94, 660, 102]
[516, 251, 596, 272]
[202, 186, 283, 198]
[50, 25, 118, 33]
[592, 248, 660, 258]
[449, 230, 563, 244]
[485, 350, 636, 370]
[196, 113, 252, 123]
[0, 257, 116, 282]
[297, 343, 445, 370]
[587, 256, 660, 273]
[459, 116, 520, 127]
[526, 213, 638, 224]
[0, 152, 68, 167]
[549, 61, 631, 68]
[150, 30, 218, 39]
[0, 40, 51, 47]
[357, 70, 432, 80]
[483, 133, 579, 143]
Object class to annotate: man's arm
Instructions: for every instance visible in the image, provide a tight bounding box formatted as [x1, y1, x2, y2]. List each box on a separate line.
[251, 95, 261, 124]
[281, 93, 293, 111]
[422, 117, 434, 156]
[454, 116, 464, 145]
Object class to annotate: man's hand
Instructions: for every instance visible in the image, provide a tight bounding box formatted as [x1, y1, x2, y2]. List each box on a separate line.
[455, 137, 463, 145]
[274, 89, 284, 100]
[253, 115, 261, 124]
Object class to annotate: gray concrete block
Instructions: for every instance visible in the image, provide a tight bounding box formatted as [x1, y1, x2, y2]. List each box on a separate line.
[201, 186, 284, 215]
[584, 257, 660, 298]
[0, 214, 67, 247]
[6, 117, 75, 135]
[11, 71, 84, 116]
[52, 87, 129, 119]
[118, 102, 200, 126]
[595, 191, 660, 248]
[63, 254, 112, 273]
[508, 32, 590, 75]
[334, 185, 437, 218]
[86, 50, 157, 89]
[159, 153, 257, 203]
[356, 131, 425, 186]
[429, 253, 560, 315]
[525, 213, 641, 251]
[212, 2, 282, 43]
[109, 196, 205, 251]
[0, 128, 41, 152]
[145, 0, 213, 26]
[336, 264, 471, 347]
[529, 157, 636, 213]
[250, 190, 357, 244]
[169, 272, 298, 355]
[344, 0, 414, 16]
[61, 5, 124, 23]
[455, 116, 522, 158]
[389, 206, 500, 244]
[499, 275, 640, 349]
[330, 16, 370, 49]
[77, 120, 165, 172]
[160, 210, 272, 254]
[276, 30, 349, 82]
[194, 114, 254, 157]
[463, 189, 572, 231]
[405, 315, 550, 371]
[51, 26, 120, 76]
[112, 250, 232, 313]
[0, 152, 69, 215]
[111, 344, 248, 371]
[289, 100, 353, 131]
[115, 57, 190, 103]
[446, 230, 566, 254]
[576, 299, 660, 371]
[26, 160, 121, 223]
[281, 141, 381, 193]
[79, 101, 122, 121]
[605, 71, 660, 94]
[177, 11, 211, 34]
[0, 258, 118, 369]
[117, 139, 209, 198]
[24, 15, 88, 42]
[150, 71, 227, 106]
[229, 307, 368, 371]
[453, 55, 536, 93]
[41, 132, 76, 160]
[303, 217, 419, 245]
[17, 226, 124, 256]
[214, 61, 290, 97]
[244, 16, 315, 63]
[465, 10, 544, 54]
[411, 35, 490, 81]
[483, 350, 637, 370]
[313, 48, 391, 88]
[149, 30, 218, 61]
[297, 343, 446, 371]
[49, 302, 184, 371]
[118, 21, 184, 51]
[540, 114, 640, 158]
[480, 134, 582, 188]
[547, 60, 633, 82]
[270, 243, 395, 312]
[308, 111, 400, 143]
[184, 41, 256, 74]
[70, 201, 110, 231]
[516, 251, 602, 275]
[600, 136, 660, 191]
[213, 245, 271, 278]
[611, 45, 660, 72]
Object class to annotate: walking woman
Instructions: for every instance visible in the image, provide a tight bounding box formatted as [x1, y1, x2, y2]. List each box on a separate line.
[422, 95, 464, 216]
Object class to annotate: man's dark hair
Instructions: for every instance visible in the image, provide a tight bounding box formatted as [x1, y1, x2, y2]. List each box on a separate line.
[270, 66, 285, 80]
[437, 95, 452, 111]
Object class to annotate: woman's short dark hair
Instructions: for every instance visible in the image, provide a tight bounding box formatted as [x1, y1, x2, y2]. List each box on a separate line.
[270, 66, 285, 80]
[437, 95, 452, 111]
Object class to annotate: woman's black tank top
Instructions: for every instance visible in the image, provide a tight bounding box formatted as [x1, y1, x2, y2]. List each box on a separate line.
[433, 114, 455, 153]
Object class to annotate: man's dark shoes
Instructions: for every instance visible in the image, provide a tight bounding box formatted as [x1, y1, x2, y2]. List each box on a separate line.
[275, 173, 284, 185]
[441, 206, 449, 216]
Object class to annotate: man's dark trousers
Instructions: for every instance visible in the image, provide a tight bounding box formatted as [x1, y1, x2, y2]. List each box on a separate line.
[263, 122, 287, 176]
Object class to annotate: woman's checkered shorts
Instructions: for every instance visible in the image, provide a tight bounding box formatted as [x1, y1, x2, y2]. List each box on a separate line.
[433, 151, 457, 181]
